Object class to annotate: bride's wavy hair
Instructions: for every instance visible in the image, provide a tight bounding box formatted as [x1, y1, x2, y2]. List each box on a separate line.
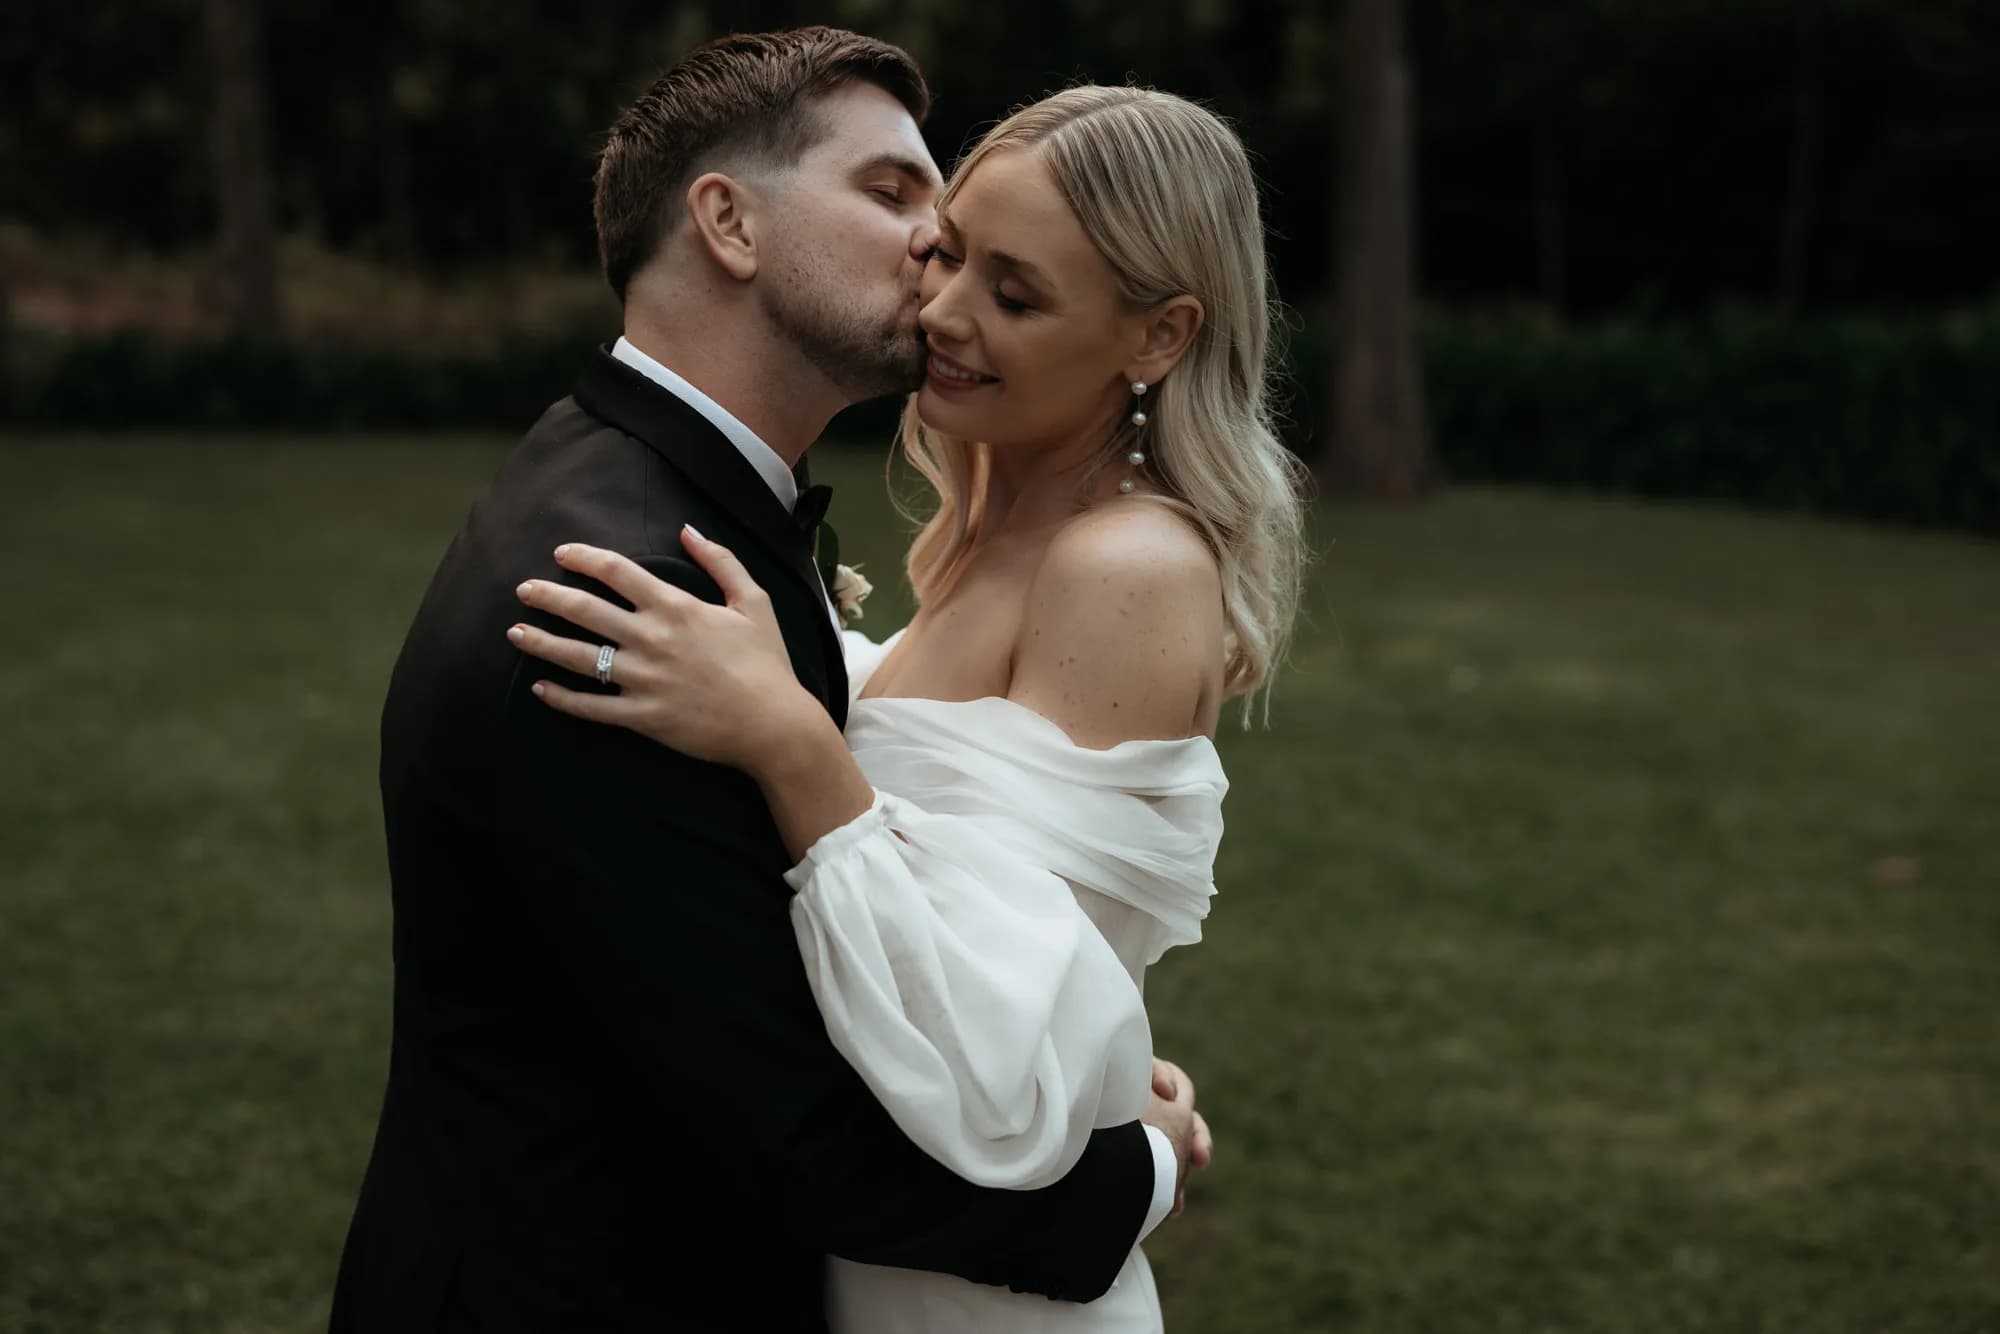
[897, 85, 1310, 722]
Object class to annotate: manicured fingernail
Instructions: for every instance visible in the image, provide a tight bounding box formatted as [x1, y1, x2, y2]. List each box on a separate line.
[684, 524, 704, 542]
[507, 625, 525, 643]
[555, 544, 570, 558]
[517, 581, 534, 598]
[531, 681, 546, 698]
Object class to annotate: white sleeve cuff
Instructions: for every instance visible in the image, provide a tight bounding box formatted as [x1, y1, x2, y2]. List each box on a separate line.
[782, 789, 889, 891]
[1137, 1124, 1178, 1242]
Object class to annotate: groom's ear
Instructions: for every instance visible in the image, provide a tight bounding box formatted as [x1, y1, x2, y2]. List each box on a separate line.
[685, 171, 761, 282]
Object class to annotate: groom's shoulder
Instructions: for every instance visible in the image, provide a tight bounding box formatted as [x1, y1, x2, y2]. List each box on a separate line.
[493, 394, 703, 553]
[519, 392, 622, 460]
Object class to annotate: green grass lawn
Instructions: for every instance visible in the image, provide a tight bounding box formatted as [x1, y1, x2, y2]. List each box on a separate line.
[2, 434, 1996, 1333]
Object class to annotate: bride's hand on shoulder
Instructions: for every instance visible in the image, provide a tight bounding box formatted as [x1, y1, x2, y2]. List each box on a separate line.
[507, 526, 817, 769]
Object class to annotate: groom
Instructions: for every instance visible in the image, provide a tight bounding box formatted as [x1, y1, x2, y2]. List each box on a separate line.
[331, 27, 1199, 1332]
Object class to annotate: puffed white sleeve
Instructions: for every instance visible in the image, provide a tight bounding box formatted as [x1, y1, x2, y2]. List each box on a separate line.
[785, 789, 1156, 1190]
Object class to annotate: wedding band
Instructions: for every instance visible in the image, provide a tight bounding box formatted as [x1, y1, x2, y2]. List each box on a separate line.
[595, 644, 617, 685]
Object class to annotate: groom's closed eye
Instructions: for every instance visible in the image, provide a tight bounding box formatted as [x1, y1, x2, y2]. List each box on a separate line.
[850, 152, 940, 206]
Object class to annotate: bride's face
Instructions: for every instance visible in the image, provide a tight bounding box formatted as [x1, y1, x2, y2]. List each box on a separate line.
[914, 150, 1142, 453]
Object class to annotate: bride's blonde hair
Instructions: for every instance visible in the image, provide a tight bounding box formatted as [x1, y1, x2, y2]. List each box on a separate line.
[897, 85, 1309, 721]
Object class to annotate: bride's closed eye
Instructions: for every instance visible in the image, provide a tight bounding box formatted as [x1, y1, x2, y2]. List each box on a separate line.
[924, 246, 1030, 312]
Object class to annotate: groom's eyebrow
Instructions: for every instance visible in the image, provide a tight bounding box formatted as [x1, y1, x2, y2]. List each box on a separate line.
[853, 152, 941, 191]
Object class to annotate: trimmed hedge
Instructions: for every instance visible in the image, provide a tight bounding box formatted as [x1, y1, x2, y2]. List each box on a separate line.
[6, 312, 1995, 532]
[0, 327, 601, 432]
[1286, 310, 2000, 533]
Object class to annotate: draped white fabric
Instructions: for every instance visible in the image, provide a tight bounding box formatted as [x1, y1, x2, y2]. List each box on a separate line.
[791, 630, 1227, 1332]
[789, 630, 1223, 1186]
[790, 788, 1156, 1189]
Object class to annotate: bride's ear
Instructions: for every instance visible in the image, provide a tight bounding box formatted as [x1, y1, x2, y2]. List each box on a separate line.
[686, 172, 761, 282]
[1125, 295, 1204, 387]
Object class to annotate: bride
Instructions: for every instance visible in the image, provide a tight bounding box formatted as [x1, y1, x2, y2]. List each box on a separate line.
[511, 84, 1306, 1331]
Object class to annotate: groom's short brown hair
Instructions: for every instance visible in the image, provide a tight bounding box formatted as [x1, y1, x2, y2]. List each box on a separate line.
[594, 26, 930, 301]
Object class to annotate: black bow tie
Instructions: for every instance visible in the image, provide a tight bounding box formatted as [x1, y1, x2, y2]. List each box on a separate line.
[792, 483, 834, 535]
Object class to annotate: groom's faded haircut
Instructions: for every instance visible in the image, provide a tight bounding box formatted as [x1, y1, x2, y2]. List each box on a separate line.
[594, 26, 930, 301]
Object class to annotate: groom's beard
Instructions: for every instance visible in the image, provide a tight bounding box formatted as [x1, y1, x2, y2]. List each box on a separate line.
[763, 279, 927, 402]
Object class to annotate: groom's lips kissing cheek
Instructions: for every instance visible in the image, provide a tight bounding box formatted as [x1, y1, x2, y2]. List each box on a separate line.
[924, 343, 1000, 393]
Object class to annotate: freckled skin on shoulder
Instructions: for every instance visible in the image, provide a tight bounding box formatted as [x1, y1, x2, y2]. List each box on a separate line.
[1007, 503, 1227, 748]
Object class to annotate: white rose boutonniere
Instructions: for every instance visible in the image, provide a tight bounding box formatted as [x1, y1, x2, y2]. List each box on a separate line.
[831, 563, 873, 624]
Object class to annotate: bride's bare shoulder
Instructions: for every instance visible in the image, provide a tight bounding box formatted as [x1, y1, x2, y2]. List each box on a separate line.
[1038, 501, 1223, 610]
[1006, 502, 1225, 746]
[1055, 497, 1208, 560]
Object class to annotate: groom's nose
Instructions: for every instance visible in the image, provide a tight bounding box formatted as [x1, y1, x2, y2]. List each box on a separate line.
[909, 216, 940, 262]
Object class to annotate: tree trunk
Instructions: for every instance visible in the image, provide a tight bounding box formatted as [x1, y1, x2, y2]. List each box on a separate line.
[1776, 0, 1821, 315]
[1322, 0, 1437, 500]
[380, 101, 417, 267]
[1533, 108, 1567, 315]
[204, 0, 282, 335]
[0, 276, 13, 413]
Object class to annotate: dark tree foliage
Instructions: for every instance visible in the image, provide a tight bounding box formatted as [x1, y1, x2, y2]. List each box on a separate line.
[3, 0, 1995, 313]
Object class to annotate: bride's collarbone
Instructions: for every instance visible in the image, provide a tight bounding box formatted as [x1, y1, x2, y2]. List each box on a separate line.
[867, 578, 1030, 705]
[871, 507, 1197, 706]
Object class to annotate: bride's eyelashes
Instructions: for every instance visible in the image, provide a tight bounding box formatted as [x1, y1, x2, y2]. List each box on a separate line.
[923, 246, 1033, 315]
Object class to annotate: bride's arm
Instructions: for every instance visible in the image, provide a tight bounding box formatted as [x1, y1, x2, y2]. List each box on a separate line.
[781, 785, 1157, 1189]
[767, 508, 1229, 1193]
[748, 708, 878, 863]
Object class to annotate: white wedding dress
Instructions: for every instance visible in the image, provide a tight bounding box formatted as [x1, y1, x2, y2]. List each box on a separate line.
[788, 630, 1227, 1333]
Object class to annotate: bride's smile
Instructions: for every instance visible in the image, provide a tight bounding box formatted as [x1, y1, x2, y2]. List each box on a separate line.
[923, 344, 999, 390]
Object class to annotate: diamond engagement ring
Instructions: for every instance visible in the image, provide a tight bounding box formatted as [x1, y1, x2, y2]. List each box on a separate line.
[595, 644, 617, 685]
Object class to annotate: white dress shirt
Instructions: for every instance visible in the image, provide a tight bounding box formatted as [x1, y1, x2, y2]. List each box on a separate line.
[611, 337, 799, 509]
[608, 335, 1181, 1247]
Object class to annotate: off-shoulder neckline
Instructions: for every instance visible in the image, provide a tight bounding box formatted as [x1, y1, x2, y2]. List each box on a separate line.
[849, 627, 1221, 761]
[849, 690, 1223, 763]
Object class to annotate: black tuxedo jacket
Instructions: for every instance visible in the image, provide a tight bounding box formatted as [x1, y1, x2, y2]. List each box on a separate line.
[329, 351, 1155, 1332]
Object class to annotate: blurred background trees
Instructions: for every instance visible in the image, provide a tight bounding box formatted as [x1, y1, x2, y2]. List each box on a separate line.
[10, 0, 1993, 307]
[1, 0, 1995, 525]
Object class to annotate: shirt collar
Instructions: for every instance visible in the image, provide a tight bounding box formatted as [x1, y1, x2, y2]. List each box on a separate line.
[610, 336, 799, 511]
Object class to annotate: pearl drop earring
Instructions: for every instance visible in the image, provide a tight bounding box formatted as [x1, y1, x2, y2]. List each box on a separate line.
[1121, 381, 1149, 494]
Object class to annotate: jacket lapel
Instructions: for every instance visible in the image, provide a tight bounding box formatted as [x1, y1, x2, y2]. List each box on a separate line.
[574, 349, 849, 724]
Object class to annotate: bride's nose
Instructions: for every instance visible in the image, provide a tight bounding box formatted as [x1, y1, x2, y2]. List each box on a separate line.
[918, 270, 973, 344]
[918, 283, 972, 345]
